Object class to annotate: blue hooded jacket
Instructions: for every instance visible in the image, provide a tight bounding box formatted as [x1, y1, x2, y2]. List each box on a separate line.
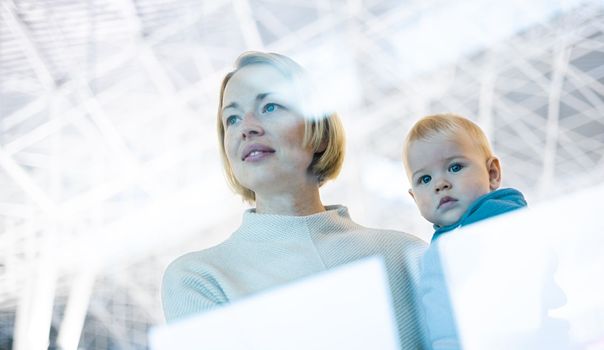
[432, 187, 528, 240]
[420, 188, 527, 349]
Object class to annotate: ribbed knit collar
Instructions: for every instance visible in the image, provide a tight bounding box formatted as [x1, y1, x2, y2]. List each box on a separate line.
[235, 205, 352, 240]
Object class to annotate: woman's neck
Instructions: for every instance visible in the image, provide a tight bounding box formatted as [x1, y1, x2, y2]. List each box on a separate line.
[254, 189, 325, 216]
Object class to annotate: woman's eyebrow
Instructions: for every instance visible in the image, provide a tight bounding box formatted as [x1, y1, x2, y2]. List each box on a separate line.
[222, 102, 239, 112]
[223, 92, 274, 112]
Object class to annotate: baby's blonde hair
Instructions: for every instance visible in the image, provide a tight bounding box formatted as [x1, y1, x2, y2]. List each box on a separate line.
[403, 113, 494, 176]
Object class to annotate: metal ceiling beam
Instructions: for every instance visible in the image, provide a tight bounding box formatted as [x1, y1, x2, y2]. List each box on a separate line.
[0, 147, 57, 214]
[540, 42, 570, 195]
[1, 1, 56, 89]
[232, 0, 264, 49]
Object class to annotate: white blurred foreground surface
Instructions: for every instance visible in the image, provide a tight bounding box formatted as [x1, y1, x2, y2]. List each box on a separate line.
[440, 184, 604, 350]
[148, 257, 400, 350]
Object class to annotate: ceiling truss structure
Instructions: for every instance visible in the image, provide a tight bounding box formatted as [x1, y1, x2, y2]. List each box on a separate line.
[0, 0, 603, 348]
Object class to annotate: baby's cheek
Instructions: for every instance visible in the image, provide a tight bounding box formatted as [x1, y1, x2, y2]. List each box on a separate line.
[420, 201, 432, 215]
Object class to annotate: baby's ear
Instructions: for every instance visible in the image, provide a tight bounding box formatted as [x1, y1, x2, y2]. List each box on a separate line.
[487, 157, 502, 190]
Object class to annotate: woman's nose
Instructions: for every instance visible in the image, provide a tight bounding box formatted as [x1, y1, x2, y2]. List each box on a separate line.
[241, 112, 264, 139]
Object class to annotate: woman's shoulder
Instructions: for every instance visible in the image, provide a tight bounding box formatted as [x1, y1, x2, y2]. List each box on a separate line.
[163, 250, 212, 284]
[334, 224, 428, 264]
[328, 206, 427, 244]
[161, 245, 234, 321]
[164, 238, 238, 275]
[352, 223, 427, 247]
[342, 225, 426, 281]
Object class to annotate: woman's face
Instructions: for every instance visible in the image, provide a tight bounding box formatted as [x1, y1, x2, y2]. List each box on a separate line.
[221, 64, 316, 197]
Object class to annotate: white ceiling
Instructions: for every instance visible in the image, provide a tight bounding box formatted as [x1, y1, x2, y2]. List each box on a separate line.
[0, 0, 603, 348]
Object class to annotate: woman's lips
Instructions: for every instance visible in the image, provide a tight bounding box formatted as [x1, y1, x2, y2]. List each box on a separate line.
[242, 144, 275, 161]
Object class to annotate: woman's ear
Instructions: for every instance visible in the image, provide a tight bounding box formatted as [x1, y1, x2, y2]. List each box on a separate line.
[487, 156, 502, 190]
[408, 188, 416, 201]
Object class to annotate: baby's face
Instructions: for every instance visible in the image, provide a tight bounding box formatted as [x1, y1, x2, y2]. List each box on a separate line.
[406, 132, 500, 227]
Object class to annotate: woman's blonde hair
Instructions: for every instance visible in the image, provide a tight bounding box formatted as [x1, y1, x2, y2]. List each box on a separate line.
[217, 51, 346, 202]
[403, 113, 494, 173]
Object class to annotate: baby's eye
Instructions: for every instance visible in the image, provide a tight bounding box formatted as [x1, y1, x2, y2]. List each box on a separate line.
[418, 175, 432, 184]
[449, 163, 463, 172]
[225, 115, 239, 127]
[262, 103, 279, 113]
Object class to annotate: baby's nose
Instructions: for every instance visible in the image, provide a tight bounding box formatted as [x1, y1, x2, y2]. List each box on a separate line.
[435, 179, 451, 192]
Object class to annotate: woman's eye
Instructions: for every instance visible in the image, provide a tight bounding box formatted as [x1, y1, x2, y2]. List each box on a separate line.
[225, 115, 239, 126]
[418, 175, 431, 184]
[449, 163, 463, 172]
[262, 103, 278, 113]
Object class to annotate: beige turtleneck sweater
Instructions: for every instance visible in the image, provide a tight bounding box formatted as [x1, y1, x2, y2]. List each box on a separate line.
[162, 205, 427, 349]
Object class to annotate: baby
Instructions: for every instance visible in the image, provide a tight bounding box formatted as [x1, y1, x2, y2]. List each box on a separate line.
[403, 113, 527, 349]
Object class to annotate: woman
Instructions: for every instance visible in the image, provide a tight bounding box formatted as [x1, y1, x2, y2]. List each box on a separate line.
[161, 51, 427, 348]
